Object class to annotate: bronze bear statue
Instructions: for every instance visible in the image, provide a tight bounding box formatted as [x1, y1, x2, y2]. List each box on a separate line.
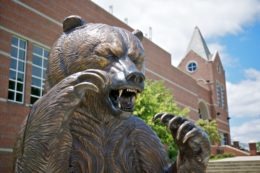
[13, 15, 210, 173]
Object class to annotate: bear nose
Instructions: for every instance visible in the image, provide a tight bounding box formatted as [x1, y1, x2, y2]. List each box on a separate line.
[126, 72, 145, 84]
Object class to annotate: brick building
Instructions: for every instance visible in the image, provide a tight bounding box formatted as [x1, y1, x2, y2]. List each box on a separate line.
[0, 0, 230, 172]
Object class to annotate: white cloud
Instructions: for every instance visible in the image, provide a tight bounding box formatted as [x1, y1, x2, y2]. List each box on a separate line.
[227, 68, 260, 117]
[93, 0, 260, 65]
[208, 43, 239, 68]
[232, 118, 260, 143]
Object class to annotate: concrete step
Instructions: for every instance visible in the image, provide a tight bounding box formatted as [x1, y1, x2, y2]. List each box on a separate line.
[206, 159, 260, 173]
[208, 163, 260, 168]
[207, 170, 260, 173]
[208, 165, 260, 168]
[208, 161, 260, 165]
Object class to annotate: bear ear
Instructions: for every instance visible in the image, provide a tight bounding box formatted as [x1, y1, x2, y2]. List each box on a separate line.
[63, 15, 85, 32]
[132, 29, 143, 41]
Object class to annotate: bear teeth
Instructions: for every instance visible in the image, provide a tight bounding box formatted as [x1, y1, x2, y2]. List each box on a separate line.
[118, 89, 138, 98]
[119, 89, 123, 98]
[126, 88, 137, 94]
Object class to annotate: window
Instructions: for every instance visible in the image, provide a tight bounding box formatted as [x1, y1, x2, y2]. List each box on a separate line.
[221, 85, 225, 108]
[30, 45, 49, 104]
[216, 82, 221, 107]
[186, 61, 197, 73]
[8, 36, 27, 103]
[216, 82, 225, 108]
[220, 132, 229, 145]
[217, 64, 222, 74]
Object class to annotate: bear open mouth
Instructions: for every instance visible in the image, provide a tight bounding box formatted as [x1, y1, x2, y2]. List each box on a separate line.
[109, 88, 139, 112]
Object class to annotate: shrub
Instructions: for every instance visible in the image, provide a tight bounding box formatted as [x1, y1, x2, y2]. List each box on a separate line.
[134, 80, 189, 160]
[210, 153, 234, 160]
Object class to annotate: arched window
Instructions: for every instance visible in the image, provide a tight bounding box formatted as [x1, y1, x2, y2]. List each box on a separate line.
[198, 101, 210, 120]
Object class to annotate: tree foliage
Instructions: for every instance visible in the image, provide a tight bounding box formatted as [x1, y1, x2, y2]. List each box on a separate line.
[134, 79, 189, 160]
[196, 119, 221, 144]
[256, 142, 260, 151]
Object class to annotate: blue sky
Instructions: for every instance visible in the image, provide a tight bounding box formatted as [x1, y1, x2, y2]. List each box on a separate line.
[219, 21, 260, 143]
[213, 22, 260, 83]
[93, 0, 260, 144]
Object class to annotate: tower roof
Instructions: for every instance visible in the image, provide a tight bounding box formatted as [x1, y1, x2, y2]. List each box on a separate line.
[186, 26, 211, 60]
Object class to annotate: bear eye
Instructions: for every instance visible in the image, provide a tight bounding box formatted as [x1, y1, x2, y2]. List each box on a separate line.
[131, 57, 144, 71]
[132, 59, 139, 65]
[131, 55, 144, 65]
[107, 54, 118, 61]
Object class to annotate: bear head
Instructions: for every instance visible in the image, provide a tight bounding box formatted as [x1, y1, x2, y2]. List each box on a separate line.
[45, 15, 145, 118]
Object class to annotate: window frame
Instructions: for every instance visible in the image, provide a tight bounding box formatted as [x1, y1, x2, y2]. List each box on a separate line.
[186, 61, 198, 73]
[217, 63, 222, 74]
[216, 81, 225, 109]
[30, 44, 49, 105]
[8, 36, 27, 104]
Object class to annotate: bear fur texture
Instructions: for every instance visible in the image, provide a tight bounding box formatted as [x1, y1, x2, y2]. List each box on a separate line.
[14, 16, 210, 173]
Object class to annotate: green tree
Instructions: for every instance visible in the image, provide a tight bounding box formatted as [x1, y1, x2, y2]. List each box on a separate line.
[256, 142, 260, 151]
[134, 79, 189, 160]
[196, 119, 221, 144]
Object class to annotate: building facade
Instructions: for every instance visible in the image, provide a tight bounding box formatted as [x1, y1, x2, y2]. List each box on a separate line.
[0, 1, 230, 172]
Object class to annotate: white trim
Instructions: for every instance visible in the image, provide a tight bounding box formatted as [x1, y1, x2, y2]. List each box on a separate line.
[7, 99, 24, 105]
[217, 118, 229, 126]
[211, 50, 218, 61]
[218, 128, 230, 134]
[8, 87, 23, 94]
[26, 60, 33, 65]
[0, 97, 7, 102]
[0, 25, 50, 50]
[12, 0, 62, 27]
[175, 101, 198, 113]
[222, 145, 250, 156]
[31, 61, 47, 70]
[32, 74, 44, 80]
[25, 103, 32, 107]
[209, 103, 218, 107]
[0, 50, 34, 67]
[0, 148, 13, 153]
[145, 67, 198, 97]
[0, 50, 10, 57]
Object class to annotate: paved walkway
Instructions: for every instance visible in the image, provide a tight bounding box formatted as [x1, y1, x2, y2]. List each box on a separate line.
[210, 156, 260, 162]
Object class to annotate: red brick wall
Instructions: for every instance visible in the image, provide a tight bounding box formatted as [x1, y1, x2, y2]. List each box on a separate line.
[211, 145, 249, 156]
[178, 51, 213, 84]
[0, 102, 29, 172]
[0, 152, 13, 172]
[0, 1, 59, 46]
